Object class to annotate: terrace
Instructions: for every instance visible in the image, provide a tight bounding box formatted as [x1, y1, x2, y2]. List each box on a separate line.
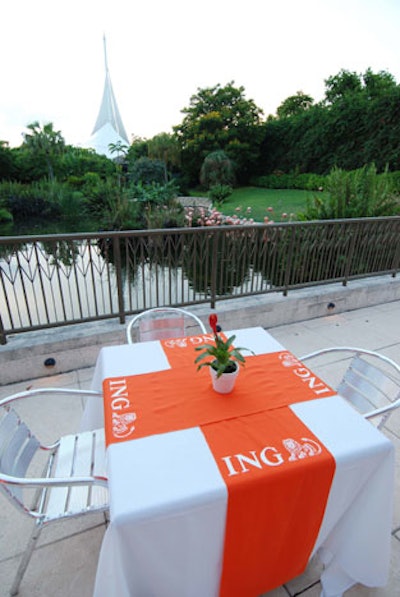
[0, 285, 399, 596]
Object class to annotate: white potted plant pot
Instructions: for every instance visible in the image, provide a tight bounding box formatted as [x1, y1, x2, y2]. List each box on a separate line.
[209, 362, 239, 394]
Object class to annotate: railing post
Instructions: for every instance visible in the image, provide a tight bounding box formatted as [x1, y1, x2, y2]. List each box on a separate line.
[210, 229, 219, 309]
[113, 236, 126, 324]
[342, 223, 357, 286]
[0, 314, 6, 344]
[282, 226, 295, 296]
[391, 222, 400, 277]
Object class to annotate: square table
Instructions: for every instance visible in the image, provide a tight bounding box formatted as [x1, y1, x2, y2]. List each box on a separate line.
[83, 327, 395, 597]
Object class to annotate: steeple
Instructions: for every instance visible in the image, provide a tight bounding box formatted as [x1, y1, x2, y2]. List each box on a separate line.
[84, 35, 129, 158]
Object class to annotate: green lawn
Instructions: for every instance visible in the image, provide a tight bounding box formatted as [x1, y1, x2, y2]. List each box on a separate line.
[220, 187, 318, 222]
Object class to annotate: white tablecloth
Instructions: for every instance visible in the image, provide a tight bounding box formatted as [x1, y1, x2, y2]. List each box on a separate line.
[85, 327, 395, 597]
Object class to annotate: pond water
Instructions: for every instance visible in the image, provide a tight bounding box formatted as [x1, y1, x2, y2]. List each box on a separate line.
[0, 216, 102, 237]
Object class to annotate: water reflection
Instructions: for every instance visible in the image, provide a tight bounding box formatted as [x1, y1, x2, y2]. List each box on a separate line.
[0, 230, 269, 332]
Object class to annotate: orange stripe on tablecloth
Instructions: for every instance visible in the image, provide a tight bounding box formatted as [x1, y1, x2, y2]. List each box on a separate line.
[160, 333, 217, 368]
[103, 351, 334, 445]
[201, 409, 336, 597]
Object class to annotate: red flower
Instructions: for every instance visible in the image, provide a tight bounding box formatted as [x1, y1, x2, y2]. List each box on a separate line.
[209, 313, 218, 334]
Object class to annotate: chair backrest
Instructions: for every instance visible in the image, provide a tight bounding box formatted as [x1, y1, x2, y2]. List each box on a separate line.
[300, 347, 400, 428]
[0, 406, 40, 508]
[126, 307, 206, 344]
[338, 354, 400, 423]
[0, 388, 106, 517]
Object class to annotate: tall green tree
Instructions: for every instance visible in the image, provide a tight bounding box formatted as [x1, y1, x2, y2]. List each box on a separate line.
[108, 141, 129, 160]
[22, 121, 66, 180]
[127, 136, 148, 161]
[277, 91, 314, 118]
[147, 133, 181, 182]
[324, 69, 363, 104]
[362, 68, 397, 99]
[109, 141, 129, 186]
[324, 68, 397, 104]
[174, 82, 264, 185]
[259, 68, 400, 175]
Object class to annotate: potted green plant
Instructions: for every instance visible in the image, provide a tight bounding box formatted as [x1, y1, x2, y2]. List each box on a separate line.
[194, 313, 253, 393]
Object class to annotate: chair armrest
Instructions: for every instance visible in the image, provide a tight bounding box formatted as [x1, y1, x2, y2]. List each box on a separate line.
[364, 396, 400, 420]
[0, 471, 108, 489]
[300, 346, 400, 374]
[0, 388, 102, 408]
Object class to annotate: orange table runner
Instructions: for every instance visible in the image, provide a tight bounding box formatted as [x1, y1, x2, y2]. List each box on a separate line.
[160, 333, 216, 367]
[103, 350, 334, 445]
[202, 408, 335, 596]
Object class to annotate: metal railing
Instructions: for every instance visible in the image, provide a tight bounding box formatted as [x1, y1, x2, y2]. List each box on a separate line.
[1, 217, 399, 344]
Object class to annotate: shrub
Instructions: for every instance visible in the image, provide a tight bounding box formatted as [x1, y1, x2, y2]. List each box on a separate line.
[0, 207, 13, 223]
[100, 189, 143, 231]
[129, 157, 166, 185]
[144, 202, 185, 229]
[208, 184, 233, 204]
[252, 172, 326, 191]
[1, 182, 62, 221]
[200, 150, 235, 189]
[300, 164, 400, 220]
[130, 180, 179, 208]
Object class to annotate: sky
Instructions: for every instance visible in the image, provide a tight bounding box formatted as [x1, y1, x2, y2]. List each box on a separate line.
[1, 0, 400, 148]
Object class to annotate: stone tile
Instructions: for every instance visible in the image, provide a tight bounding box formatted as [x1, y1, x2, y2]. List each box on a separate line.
[284, 556, 323, 595]
[259, 586, 290, 596]
[31, 369, 80, 388]
[274, 300, 400, 355]
[0, 524, 105, 597]
[0, 496, 33, 562]
[0, 378, 37, 400]
[291, 584, 321, 597]
[76, 366, 96, 388]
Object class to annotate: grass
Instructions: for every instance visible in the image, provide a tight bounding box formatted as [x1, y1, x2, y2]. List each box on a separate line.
[191, 186, 323, 222]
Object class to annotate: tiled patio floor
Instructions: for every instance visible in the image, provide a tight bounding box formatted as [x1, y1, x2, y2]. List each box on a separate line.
[0, 301, 399, 596]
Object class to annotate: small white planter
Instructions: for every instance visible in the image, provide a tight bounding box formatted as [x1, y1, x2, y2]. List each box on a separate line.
[209, 363, 239, 394]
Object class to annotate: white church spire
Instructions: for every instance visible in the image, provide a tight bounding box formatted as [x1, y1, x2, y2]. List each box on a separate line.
[85, 35, 129, 158]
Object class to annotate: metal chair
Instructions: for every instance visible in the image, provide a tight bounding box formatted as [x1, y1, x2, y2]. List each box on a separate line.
[0, 388, 108, 596]
[126, 307, 207, 344]
[299, 347, 400, 428]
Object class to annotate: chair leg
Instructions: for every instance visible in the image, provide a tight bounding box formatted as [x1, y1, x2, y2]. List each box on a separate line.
[10, 520, 43, 596]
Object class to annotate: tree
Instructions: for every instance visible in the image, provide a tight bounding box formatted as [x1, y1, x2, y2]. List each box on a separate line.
[324, 68, 398, 105]
[259, 68, 400, 175]
[108, 141, 129, 160]
[129, 157, 166, 185]
[127, 136, 148, 161]
[200, 150, 235, 188]
[362, 68, 397, 99]
[109, 141, 129, 186]
[147, 133, 181, 182]
[58, 146, 115, 180]
[324, 69, 363, 104]
[277, 91, 314, 118]
[174, 82, 264, 185]
[22, 121, 65, 180]
[0, 141, 16, 180]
